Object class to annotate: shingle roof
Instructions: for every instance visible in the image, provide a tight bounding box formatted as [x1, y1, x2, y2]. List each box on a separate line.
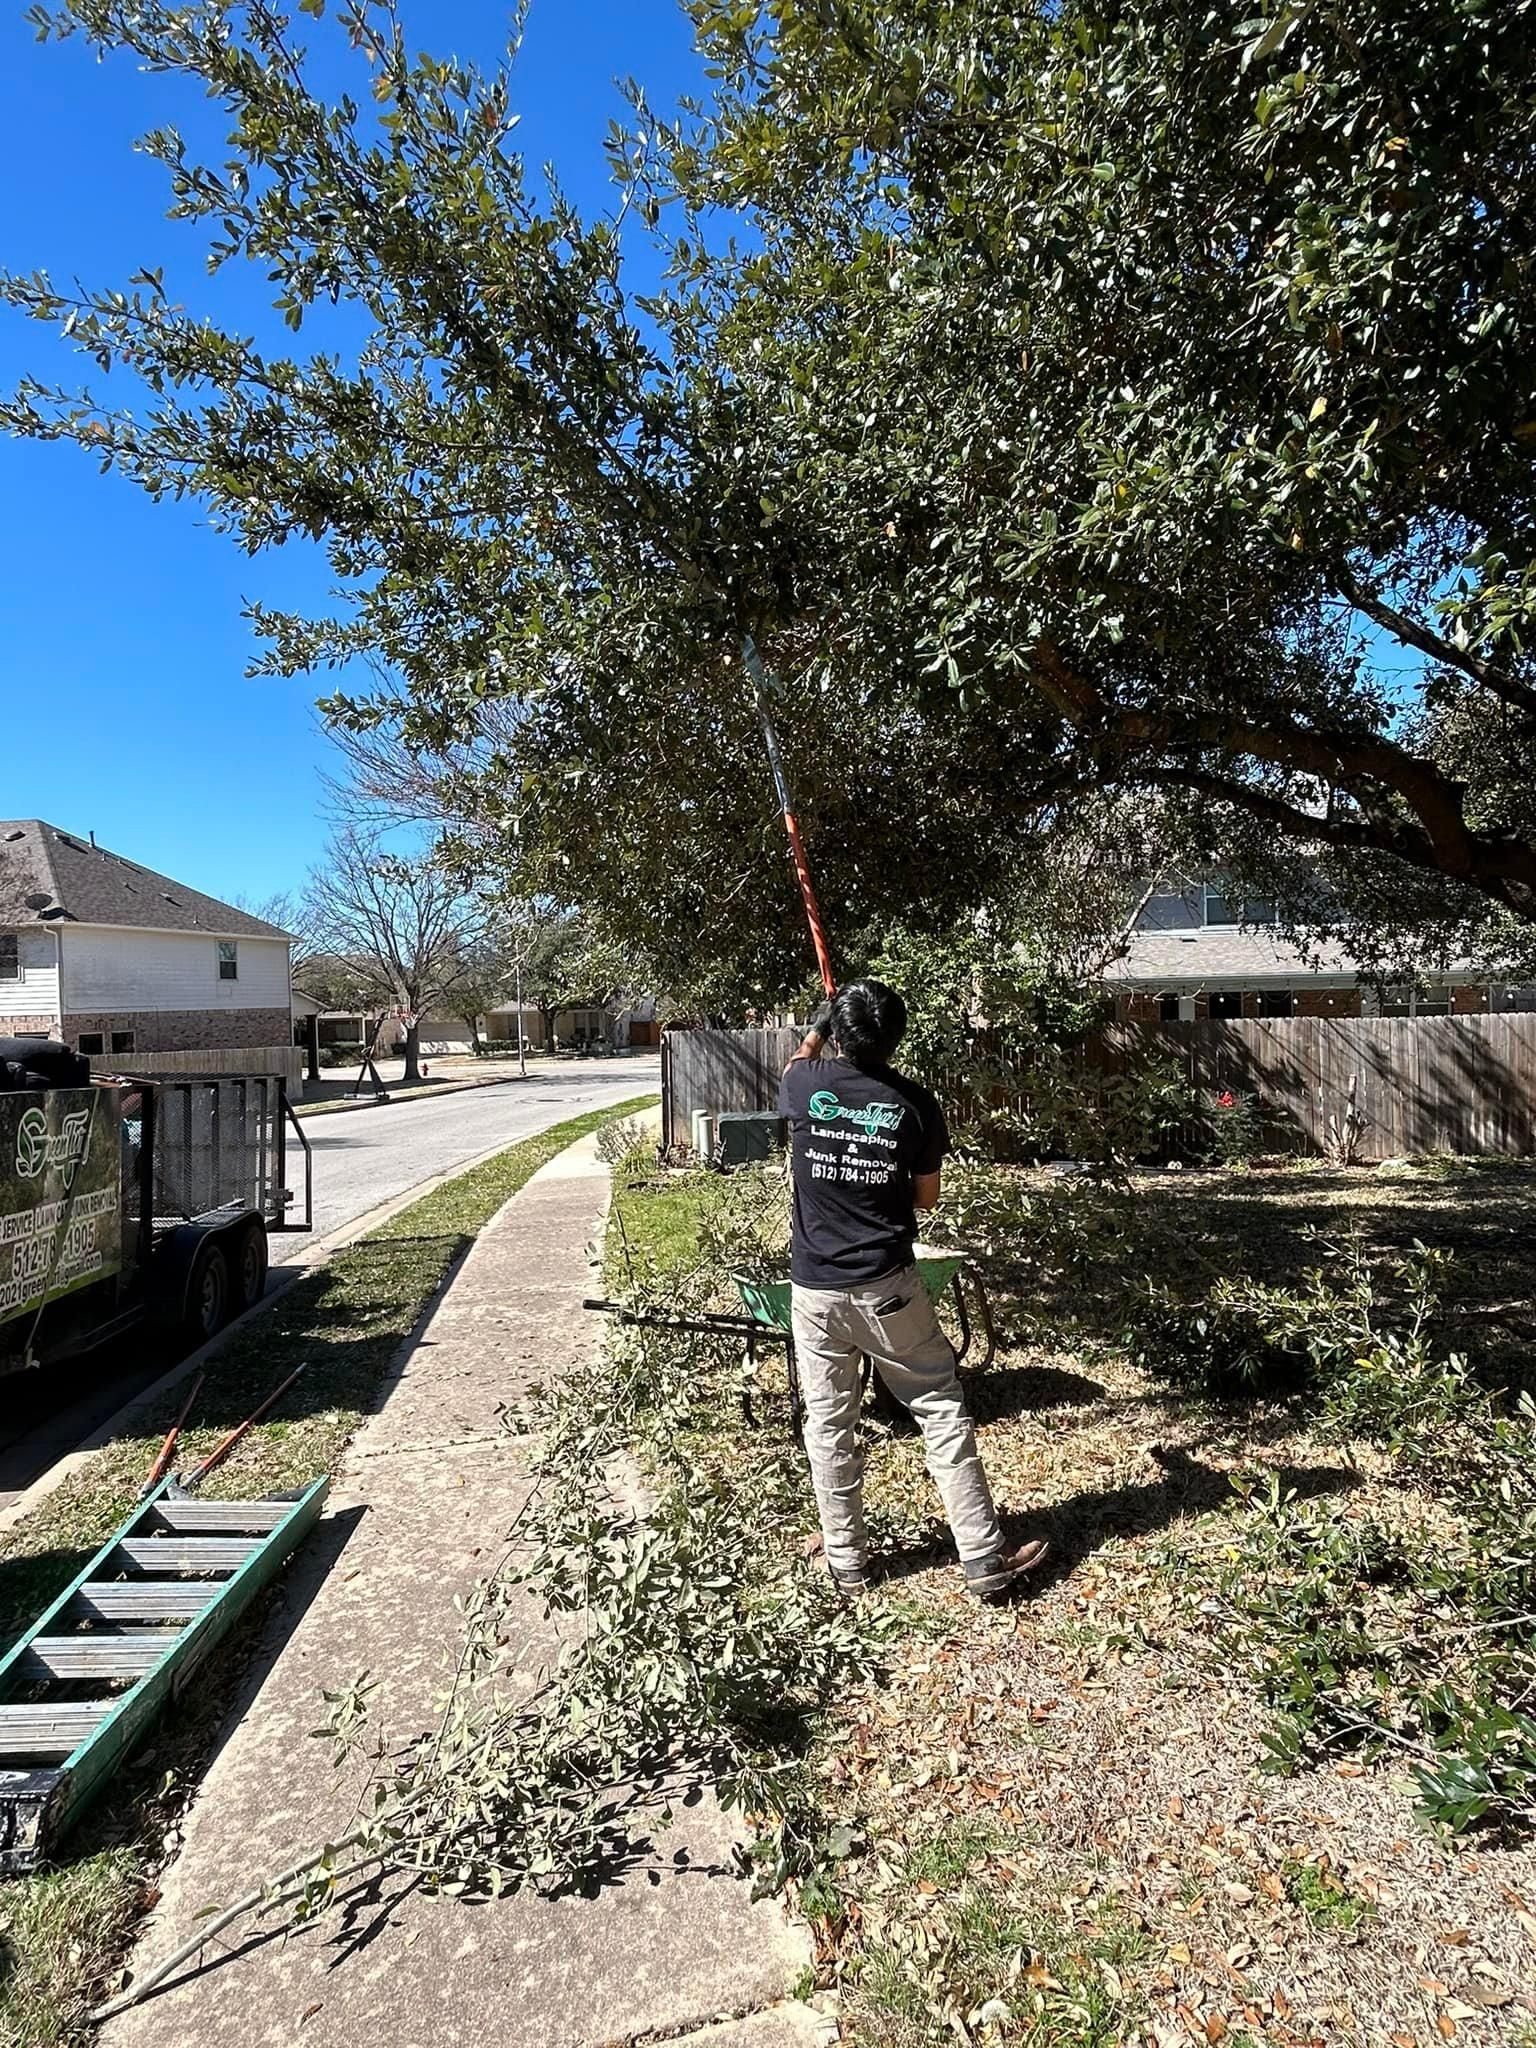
[0, 821, 291, 940]
[1102, 924, 1358, 985]
[1103, 924, 1474, 987]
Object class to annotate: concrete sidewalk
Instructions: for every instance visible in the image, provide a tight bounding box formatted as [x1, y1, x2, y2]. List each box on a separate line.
[105, 1134, 827, 2048]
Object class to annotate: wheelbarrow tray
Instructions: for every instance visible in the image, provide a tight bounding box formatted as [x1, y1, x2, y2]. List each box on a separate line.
[734, 1247, 966, 1332]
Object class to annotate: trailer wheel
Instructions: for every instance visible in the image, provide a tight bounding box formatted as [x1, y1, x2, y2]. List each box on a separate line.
[184, 1242, 230, 1348]
[233, 1221, 268, 1313]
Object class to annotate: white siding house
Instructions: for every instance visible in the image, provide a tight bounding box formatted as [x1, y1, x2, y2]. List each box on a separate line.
[63, 927, 291, 1016]
[0, 926, 60, 1028]
[0, 820, 294, 1061]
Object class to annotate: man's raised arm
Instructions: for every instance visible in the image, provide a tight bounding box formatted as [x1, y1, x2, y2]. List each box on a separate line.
[785, 996, 836, 1070]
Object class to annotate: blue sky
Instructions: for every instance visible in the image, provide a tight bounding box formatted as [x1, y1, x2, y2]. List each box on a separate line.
[0, 1, 702, 905]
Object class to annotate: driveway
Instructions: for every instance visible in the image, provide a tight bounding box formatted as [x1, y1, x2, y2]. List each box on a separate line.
[0, 1056, 659, 1508]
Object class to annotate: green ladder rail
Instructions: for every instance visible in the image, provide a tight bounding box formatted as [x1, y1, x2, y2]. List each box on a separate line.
[0, 1474, 328, 1875]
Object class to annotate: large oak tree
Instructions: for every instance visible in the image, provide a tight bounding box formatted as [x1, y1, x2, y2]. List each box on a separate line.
[5, 0, 1535, 994]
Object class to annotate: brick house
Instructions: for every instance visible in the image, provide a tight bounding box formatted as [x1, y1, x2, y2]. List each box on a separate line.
[1102, 873, 1535, 1023]
[0, 819, 293, 1057]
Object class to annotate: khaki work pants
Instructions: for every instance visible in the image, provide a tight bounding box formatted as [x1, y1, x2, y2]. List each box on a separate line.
[790, 1265, 1004, 1576]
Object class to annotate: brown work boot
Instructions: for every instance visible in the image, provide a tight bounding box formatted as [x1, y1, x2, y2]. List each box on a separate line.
[964, 1539, 1050, 1599]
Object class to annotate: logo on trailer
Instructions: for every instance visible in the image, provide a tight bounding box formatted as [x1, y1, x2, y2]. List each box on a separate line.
[15, 1106, 93, 1189]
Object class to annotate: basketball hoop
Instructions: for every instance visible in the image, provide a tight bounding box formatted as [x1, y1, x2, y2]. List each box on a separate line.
[397, 1010, 420, 1032]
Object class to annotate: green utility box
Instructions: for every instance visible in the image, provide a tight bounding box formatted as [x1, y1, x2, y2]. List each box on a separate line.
[716, 1111, 784, 1167]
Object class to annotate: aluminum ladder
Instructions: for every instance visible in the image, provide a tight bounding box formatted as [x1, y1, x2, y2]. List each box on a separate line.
[0, 1474, 328, 1874]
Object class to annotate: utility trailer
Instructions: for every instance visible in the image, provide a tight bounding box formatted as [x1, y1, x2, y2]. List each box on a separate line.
[0, 1048, 312, 1376]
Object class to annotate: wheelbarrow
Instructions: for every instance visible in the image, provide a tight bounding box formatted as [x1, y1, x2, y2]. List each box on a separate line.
[732, 1246, 997, 1439]
[585, 1248, 995, 1444]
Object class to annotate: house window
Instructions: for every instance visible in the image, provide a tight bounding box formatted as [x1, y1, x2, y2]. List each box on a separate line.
[1255, 990, 1294, 1018]
[1493, 985, 1536, 1013]
[1138, 881, 1202, 932]
[217, 940, 239, 982]
[1158, 993, 1182, 1022]
[111, 1030, 135, 1055]
[0, 934, 18, 981]
[1209, 990, 1244, 1018]
[1204, 883, 1277, 928]
[78, 1032, 105, 1055]
[1375, 986, 1450, 1018]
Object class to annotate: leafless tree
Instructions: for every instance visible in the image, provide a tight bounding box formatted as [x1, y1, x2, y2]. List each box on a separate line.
[304, 828, 492, 1083]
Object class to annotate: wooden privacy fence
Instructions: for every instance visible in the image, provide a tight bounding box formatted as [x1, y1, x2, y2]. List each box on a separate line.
[86, 1044, 304, 1092]
[1095, 1014, 1536, 1159]
[662, 1027, 799, 1150]
[664, 1016, 1536, 1160]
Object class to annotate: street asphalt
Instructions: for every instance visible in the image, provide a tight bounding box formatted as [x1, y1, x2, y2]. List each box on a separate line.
[292, 1052, 660, 1240]
[0, 1054, 660, 1508]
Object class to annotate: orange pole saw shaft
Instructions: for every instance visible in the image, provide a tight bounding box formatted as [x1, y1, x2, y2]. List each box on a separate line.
[177, 1366, 305, 1491]
[742, 635, 836, 997]
[138, 1370, 204, 1500]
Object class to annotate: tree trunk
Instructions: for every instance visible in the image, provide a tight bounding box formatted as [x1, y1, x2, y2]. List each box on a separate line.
[402, 1020, 423, 1084]
[462, 1013, 482, 1056]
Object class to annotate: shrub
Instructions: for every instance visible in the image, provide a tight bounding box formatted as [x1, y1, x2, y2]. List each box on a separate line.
[1170, 1237, 1536, 1835]
[1202, 1087, 1265, 1165]
[923, 1158, 1146, 1336]
[974, 1041, 1197, 1166]
[1127, 1231, 1446, 1400]
[595, 1115, 654, 1169]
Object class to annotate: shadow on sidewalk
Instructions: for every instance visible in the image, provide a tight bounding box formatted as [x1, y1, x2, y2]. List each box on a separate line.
[129, 1753, 743, 2009]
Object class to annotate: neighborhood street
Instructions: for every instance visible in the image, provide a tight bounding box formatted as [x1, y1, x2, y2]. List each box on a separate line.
[0, 1057, 659, 1509]
[293, 1053, 660, 1241]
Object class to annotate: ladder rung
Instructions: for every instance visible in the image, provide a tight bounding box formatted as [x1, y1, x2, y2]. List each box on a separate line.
[148, 1500, 291, 1535]
[115, 1537, 262, 1575]
[71, 1581, 220, 1622]
[20, 1632, 181, 1681]
[0, 1702, 115, 1759]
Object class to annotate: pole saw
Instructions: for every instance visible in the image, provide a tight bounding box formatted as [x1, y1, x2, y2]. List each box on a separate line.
[741, 633, 837, 999]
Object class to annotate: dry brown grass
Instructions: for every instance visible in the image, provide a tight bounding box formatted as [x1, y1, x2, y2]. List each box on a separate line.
[617, 1152, 1536, 2047]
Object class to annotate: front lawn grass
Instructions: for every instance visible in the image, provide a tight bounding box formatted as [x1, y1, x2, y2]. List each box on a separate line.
[605, 1147, 1536, 2048]
[0, 1095, 655, 2048]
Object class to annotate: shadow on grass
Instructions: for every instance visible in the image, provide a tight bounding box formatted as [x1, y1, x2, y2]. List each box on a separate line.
[965, 1365, 1108, 1422]
[875, 1446, 1357, 1591]
[0, 1546, 98, 1666]
[859, 1362, 1107, 1444]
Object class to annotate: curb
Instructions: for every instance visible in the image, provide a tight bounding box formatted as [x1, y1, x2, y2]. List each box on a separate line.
[0, 1119, 603, 1542]
[292, 1068, 525, 1120]
[292, 1055, 645, 1120]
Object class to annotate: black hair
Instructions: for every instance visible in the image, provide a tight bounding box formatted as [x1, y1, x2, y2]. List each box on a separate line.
[831, 978, 907, 1067]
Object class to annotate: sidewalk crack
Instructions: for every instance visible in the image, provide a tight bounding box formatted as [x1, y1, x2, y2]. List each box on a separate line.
[618, 1991, 828, 2048]
[351, 1431, 509, 1460]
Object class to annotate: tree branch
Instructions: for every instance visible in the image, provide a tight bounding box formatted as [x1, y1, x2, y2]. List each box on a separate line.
[1031, 641, 1536, 917]
[1332, 564, 1536, 718]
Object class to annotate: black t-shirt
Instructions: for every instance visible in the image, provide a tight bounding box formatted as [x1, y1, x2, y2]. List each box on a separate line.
[777, 1055, 950, 1288]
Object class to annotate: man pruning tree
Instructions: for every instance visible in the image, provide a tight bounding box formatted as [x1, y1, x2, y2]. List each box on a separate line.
[779, 980, 1049, 1598]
